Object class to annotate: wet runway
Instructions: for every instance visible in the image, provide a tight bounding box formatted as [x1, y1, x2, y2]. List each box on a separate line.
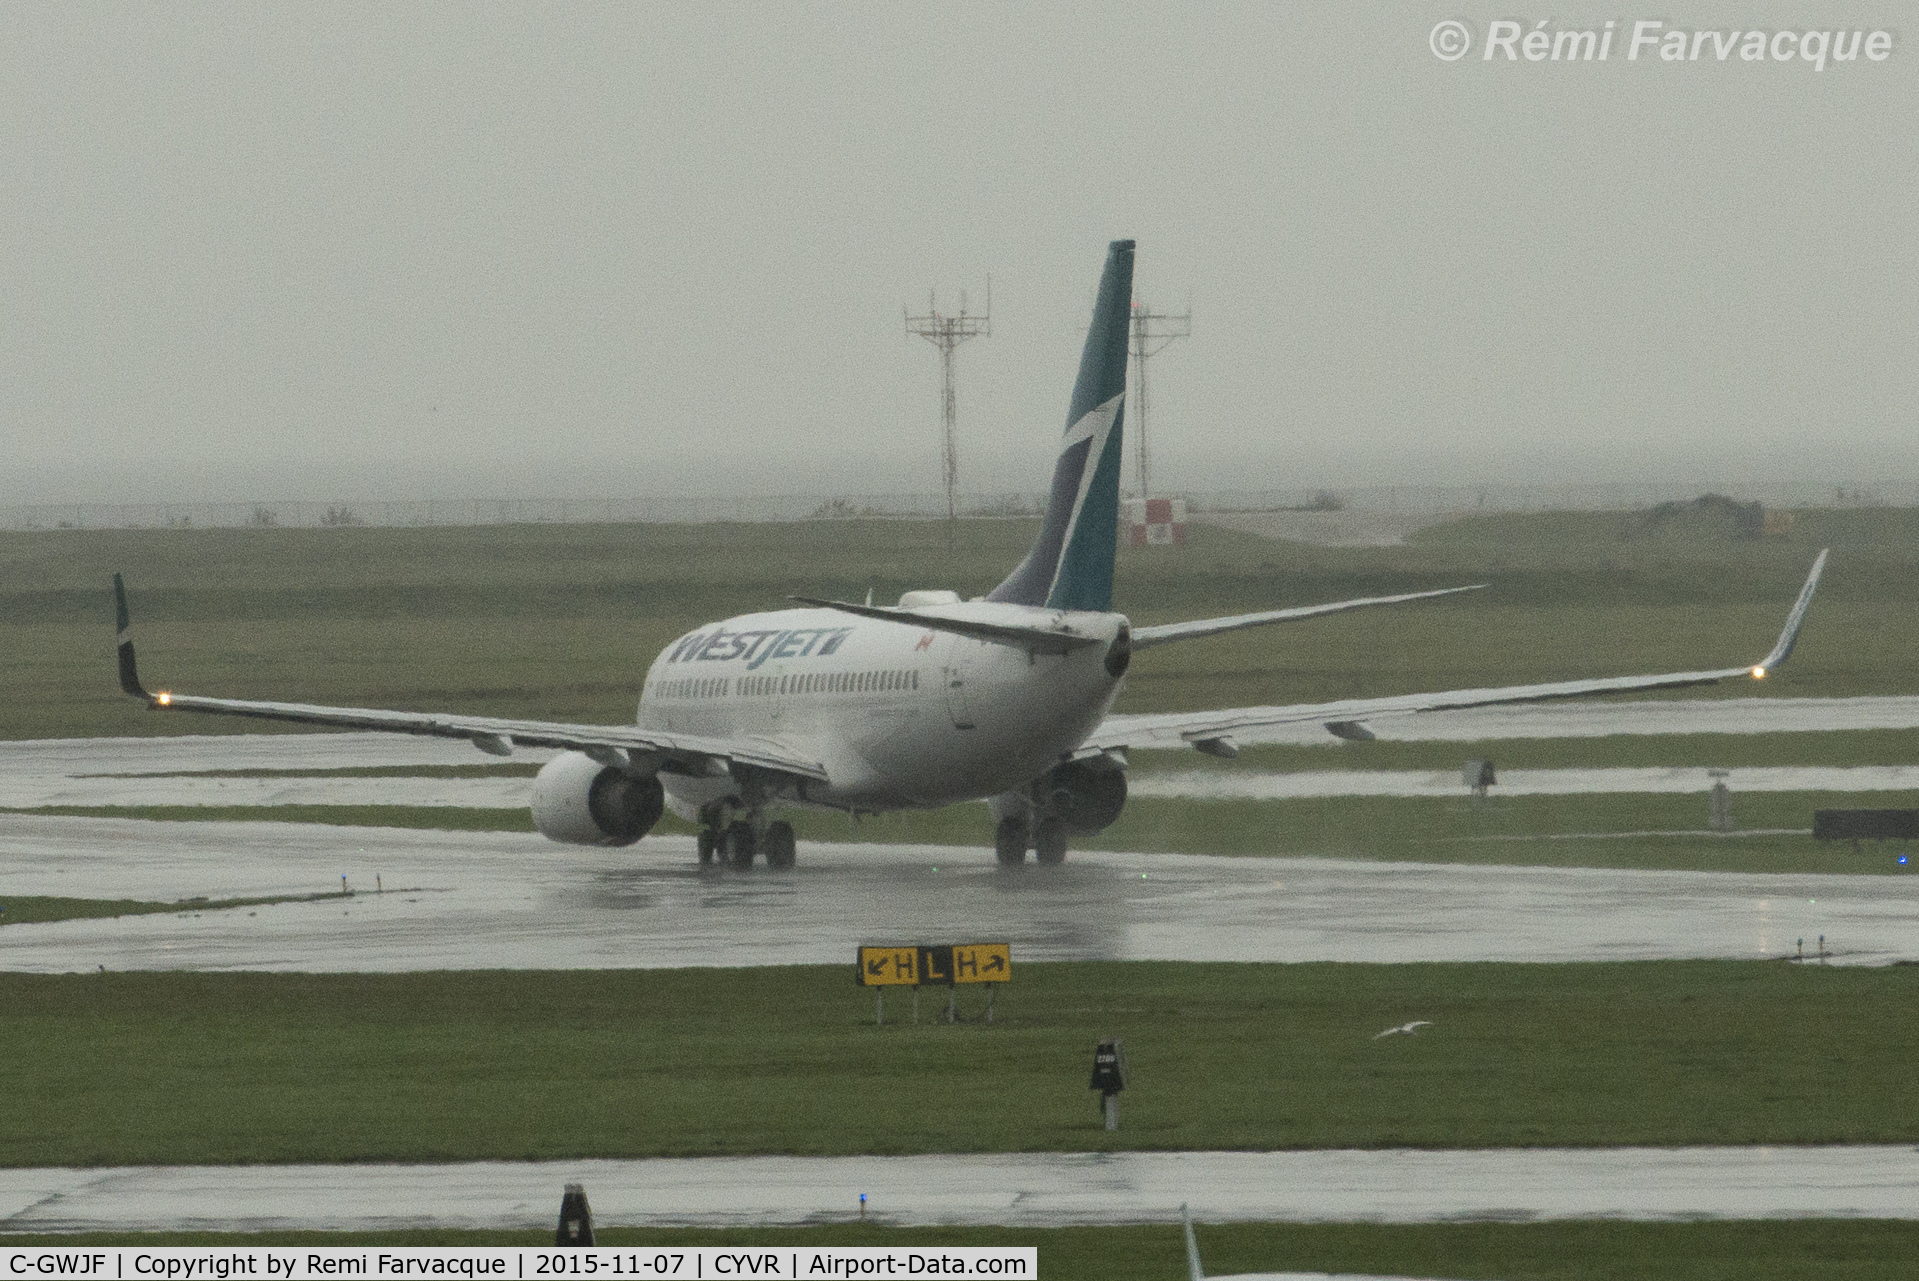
[12, 764, 1919, 810]
[3, 814, 1915, 971]
[7, 721, 1919, 810]
[4, 1147, 1915, 1232]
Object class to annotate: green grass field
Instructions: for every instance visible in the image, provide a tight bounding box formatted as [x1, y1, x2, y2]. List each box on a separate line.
[5, 507, 1916, 740]
[3, 1223, 1915, 1281]
[5, 961, 1916, 1168]
[3, 803, 539, 833]
[0, 891, 346, 927]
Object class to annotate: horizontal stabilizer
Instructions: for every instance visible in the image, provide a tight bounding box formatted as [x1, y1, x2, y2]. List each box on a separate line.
[788, 597, 1105, 654]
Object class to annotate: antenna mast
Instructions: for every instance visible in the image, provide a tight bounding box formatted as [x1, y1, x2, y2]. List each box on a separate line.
[1129, 299, 1191, 499]
[906, 280, 991, 534]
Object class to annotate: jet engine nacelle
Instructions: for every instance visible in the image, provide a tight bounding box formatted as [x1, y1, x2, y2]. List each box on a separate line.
[1042, 758, 1128, 834]
[531, 751, 666, 847]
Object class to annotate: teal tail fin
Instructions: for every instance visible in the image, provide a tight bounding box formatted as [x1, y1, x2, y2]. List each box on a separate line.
[986, 239, 1133, 611]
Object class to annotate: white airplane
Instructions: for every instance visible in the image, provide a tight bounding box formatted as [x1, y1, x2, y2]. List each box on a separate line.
[113, 240, 1829, 869]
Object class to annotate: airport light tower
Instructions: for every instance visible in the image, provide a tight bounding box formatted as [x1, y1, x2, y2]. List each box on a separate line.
[906, 284, 990, 532]
[1129, 300, 1191, 499]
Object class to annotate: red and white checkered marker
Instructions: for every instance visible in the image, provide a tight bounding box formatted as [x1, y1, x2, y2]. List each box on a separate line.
[1124, 496, 1186, 547]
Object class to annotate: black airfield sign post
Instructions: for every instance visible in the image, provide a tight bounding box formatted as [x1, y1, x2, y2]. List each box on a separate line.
[858, 943, 1011, 1024]
[1091, 1038, 1127, 1130]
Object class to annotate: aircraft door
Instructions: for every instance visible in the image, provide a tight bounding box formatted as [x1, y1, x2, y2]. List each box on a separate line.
[766, 666, 787, 727]
[942, 634, 979, 730]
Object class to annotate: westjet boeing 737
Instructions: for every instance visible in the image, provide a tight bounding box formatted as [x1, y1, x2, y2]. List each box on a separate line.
[113, 241, 1828, 868]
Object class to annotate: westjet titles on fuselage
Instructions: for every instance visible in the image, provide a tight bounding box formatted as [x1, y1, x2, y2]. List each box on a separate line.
[666, 625, 858, 669]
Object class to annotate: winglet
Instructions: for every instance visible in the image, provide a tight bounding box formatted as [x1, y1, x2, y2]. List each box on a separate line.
[1181, 1204, 1205, 1281]
[1752, 549, 1828, 676]
[112, 573, 152, 701]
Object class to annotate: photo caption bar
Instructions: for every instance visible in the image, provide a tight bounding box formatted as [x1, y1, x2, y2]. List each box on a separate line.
[2, 1249, 1036, 1281]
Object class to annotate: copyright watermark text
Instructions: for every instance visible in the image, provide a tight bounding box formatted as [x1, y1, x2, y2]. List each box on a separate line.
[1430, 19, 1895, 68]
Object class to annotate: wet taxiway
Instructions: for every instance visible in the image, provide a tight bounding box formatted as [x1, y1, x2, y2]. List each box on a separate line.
[12, 764, 1919, 810]
[5, 1146, 1916, 1232]
[9, 763, 1919, 810]
[3, 814, 1914, 971]
[7, 720, 1919, 810]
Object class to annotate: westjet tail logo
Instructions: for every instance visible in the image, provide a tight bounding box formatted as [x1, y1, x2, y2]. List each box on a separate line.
[668, 625, 855, 669]
[1046, 392, 1125, 610]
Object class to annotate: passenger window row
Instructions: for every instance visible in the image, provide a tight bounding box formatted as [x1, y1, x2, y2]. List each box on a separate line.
[736, 669, 922, 697]
[655, 676, 729, 700]
[655, 670, 926, 701]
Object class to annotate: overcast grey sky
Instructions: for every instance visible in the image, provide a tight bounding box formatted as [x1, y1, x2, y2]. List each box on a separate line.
[4, 3, 1913, 505]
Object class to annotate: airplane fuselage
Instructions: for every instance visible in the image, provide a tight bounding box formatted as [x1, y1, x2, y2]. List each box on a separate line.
[637, 602, 1128, 817]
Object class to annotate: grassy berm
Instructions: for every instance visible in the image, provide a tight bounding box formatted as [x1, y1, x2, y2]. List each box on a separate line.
[4, 961, 1916, 1167]
[0, 892, 346, 926]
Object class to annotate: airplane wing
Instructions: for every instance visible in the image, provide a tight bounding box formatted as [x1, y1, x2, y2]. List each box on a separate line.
[1129, 584, 1484, 650]
[1087, 550, 1829, 755]
[111, 575, 829, 783]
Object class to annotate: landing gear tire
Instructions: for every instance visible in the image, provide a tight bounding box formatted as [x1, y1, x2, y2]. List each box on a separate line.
[696, 828, 718, 865]
[722, 820, 756, 869]
[994, 818, 1029, 866]
[764, 821, 797, 869]
[1034, 817, 1068, 865]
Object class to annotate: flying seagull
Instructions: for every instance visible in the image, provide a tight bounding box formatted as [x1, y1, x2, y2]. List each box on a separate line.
[1374, 1021, 1433, 1039]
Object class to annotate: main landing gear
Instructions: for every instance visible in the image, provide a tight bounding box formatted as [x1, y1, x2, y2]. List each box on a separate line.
[993, 816, 1070, 867]
[698, 814, 796, 870]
